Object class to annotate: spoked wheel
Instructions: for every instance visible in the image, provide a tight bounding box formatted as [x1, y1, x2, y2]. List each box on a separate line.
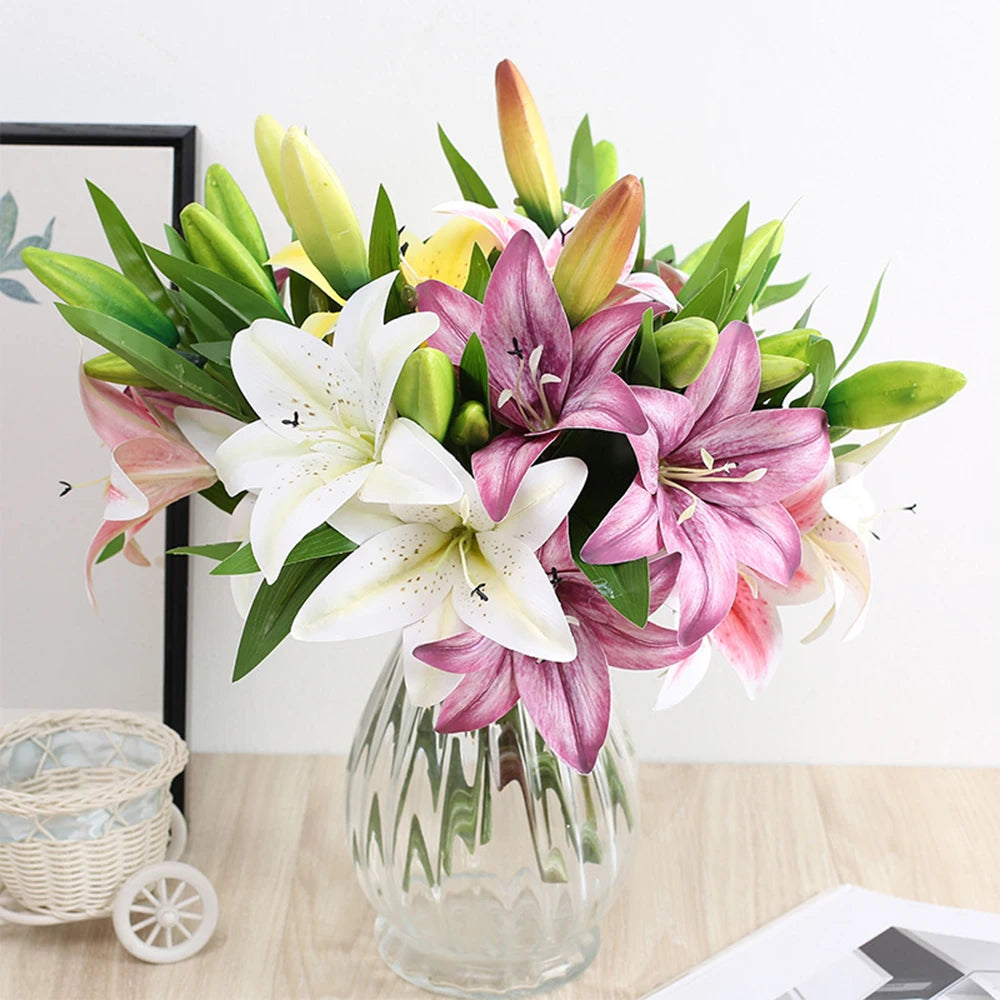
[112, 861, 218, 963]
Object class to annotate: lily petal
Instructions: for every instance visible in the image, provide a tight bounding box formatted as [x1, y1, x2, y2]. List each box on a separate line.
[655, 640, 712, 709]
[401, 601, 464, 706]
[712, 575, 783, 698]
[684, 321, 761, 435]
[174, 406, 247, 469]
[580, 478, 661, 565]
[497, 456, 588, 551]
[556, 373, 647, 436]
[358, 418, 462, 506]
[471, 429, 557, 523]
[215, 420, 311, 496]
[713, 502, 803, 587]
[267, 240, 344, 303]
[327, 495, 404, 544]
[627, 386, 696, 492]
[430, 636, 519, 733]
[79, 372, 157, 449]
[415, 280, 484, 363]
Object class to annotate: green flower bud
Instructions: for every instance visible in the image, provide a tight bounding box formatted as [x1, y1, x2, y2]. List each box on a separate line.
[737, 220, 784, 284]
[825, 361, 966, 429]
[654, 317, 719, 388]
[83, 352, 162, 389]
[759, 353, 808, 392]
[204, 163, 269, 265]
[393, 347, 456, 441]
[757, 328, 817, 361]
[449, 400, 491, 450]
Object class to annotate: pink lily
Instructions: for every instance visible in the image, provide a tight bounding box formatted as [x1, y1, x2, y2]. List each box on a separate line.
[416, 230, 654, 520]
[415, 521, 694, 773]
[581, 322, 830, 647]
[434, 200, 679, 311]
[79, 371, 224, 605]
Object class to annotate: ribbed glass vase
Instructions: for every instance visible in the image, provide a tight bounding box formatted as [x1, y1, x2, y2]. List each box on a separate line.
[346, 645, 638, 998]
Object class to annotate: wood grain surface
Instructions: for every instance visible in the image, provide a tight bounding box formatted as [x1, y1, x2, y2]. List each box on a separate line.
[2, 756, 997, 999]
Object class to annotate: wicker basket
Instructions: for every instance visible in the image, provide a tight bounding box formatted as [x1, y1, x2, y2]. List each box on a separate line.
[0, 710, 188, 921]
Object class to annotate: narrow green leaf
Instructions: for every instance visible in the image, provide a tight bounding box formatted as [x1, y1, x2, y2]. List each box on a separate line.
[675, 270, 729, 324]
[458, 333, 491, 432]
[720, 230, 779, 326]
[168, 541, 241, 560]
[633, 178, 647, 272]
[833, 442, 860, 458]
[179, 289, 232, 343]
[677, 202, 748, 306]
[97, 533, 125, 564]
[233, 556, 340, 680]
[794, 292, 823, 329]
[828, 425, 852, 443]
[146, 244, 290, 334]
[163, 225, 193, 261]
[629, 308, 660, 388]
[592, 140, 618, 195]
[564, 115, 596, 206]
[55, 303, 243, 417]
[211, 525, 356, 576]
[199, 482, 245, 514]
[652, 244, 676, 264]
[756, 274, 809, 311]
[191, 340, 233, 366]
[833, 268, 887, 378]
[462, 244, 491, 303]
[438, 126, 497, 208]
[287, 270, 313, 327]
[368, 185, 400, 278]
[87, 180, 183, 328]
[791, 337, 837, 407]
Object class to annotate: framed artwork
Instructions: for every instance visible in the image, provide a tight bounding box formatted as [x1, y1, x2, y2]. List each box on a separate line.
[0, 124, 195, 809]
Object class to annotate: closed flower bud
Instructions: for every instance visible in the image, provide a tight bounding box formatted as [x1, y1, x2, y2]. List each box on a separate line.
[449, 400, 491, 450]
[254, 114, 291, 225]
[737, 221, 784, 284]
[759, 353, 808, 392]
[757, 328, 814, 361]
[824, 361, 966, 428]
[83, 352, 162, 389]
[205, 163, 269, 265]
[495, 59, 565, 235]
[393, 347, 456, 441]
[653, 317, 719, 388]
[280, 126, 370, 300]
[552, 175, 644, 327]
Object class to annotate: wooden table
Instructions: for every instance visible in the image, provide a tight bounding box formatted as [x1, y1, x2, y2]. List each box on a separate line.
[2, 756, 998, 999]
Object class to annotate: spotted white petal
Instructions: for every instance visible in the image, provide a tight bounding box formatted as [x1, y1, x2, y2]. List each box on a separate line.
[822, 475, 880, 541]
[452, 532, 576, 662]
[214, 420, 312, 496]
[174, 407, 246, 468]
[251, 458, 372, 582]
[496, 457, 587, 551]
[358, 418, 463, 506]
[327, 496, 404, 544]
[292, 522, 459, 642]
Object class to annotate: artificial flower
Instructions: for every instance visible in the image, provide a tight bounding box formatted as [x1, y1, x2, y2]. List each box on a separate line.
[210, 272, 463, 582]
[417, 230, 653, 520]
[399, 216, 499, 289]
[582, 322, 830, 646]
[291, 454, 588, 664]
[415, 521, 694, 772]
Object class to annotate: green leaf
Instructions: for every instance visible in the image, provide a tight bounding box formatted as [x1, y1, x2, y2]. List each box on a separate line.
[677, 202, 749, 307]
[794, 292, 823, 329]
[833, 268, 886, 378]
[652, 244, 676, 264]
[233, 556, 340, 680]
[163, 225, 193, 261]
[211, 525, 356, 576]
[756, 274, 809, 311]
[462, 243, 491, 302]
[368, 184, 400, 279]
[629, 308, 660, 388]
[833, 442, 860, 458]
[568, 517, 649, 627]
[592, 140, 618, 195]
[720, 229, 780, 326]
[287, 270, 313, 327]
[791, 337, 837, 407]
[179, 289, 232, 343]
[675, 269, 729, 324]
[168, 541, 241, 560]
[437, 126, 497, 208]
[55, 303, 243, 417]
[199, 481, 245, 514]
[828, 425, 852, 443]
[145, 244, 290, 335]
[97, 533, 125, 564]
[191, 340, 233, 366]
[87, 180, 183, 329]
[564, 116, 596, 207]
[458, 333, 491, 432]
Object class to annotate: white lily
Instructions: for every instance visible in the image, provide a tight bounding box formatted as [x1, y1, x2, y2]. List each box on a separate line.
[211, 273, 463, 582]
[291, 454, 587, 664]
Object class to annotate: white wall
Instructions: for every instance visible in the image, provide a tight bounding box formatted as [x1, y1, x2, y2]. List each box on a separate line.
[3, 0, 997, 764]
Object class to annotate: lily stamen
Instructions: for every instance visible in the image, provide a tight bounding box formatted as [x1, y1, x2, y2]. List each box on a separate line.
[499, 342, 560, 431]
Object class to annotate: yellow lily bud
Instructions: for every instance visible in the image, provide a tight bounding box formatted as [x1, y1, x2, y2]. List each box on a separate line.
[280, 126, 370, 300]
[653, 317, 719, 388]
[552, 175, 644, 327]
[449, 400, 491, 450]
[254, 114, 291, 225]
[393, 347, 456, 441]
[759, 353, 808, 392]
[495, 59, 564, 235]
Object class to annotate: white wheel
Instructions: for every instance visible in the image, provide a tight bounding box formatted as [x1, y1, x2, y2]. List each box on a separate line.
[112, 861, 218, 963]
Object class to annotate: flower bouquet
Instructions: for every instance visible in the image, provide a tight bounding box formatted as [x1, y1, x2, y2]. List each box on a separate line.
[23, 59, 964, 997]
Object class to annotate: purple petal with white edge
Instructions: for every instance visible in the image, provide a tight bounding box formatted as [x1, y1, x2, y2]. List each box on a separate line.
[414, 627, 507, 675]
[79, 371, 158, 449]
[684, 322, 761, 435]
[712, 575, 783, 698]
[480, 231, 572, 417]
[471, 429, 557, 522]
[415, 279, 483, 363]
[570, 301, 656, 392]
[435, 646, 519, 733]
[579, 478, 661, 566]
[713, 502, 803, 587]
[557, 373, 647, 436]
[649, 552, 681, 611]
[655, 640, 711, 710]
[452, 532, 576, 662]
[401, 601, 464, 706]
[657, 487, 738, 646]
[498, 457, 587, 551]
[291, 522, 457, 642]
[535, 519, 578, 579]
[674, 407, 830, 507]
[513, 621, 611, 774]
[628, 386, 696, 492]
[618, 271, 680, 311]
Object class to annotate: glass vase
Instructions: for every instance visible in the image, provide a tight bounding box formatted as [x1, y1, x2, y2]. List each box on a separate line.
[345, 645, 638, 998]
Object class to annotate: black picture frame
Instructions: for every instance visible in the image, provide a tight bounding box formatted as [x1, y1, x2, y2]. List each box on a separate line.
[1, 123, 196, 811]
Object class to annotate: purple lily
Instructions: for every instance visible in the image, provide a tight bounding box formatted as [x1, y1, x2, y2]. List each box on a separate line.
[415, 521, 694, 773]
[581, 322, 830, 647]
[416, 230, 654, 521]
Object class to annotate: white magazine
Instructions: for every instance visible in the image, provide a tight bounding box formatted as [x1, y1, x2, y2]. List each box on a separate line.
[644, 886, 1000, 1000]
